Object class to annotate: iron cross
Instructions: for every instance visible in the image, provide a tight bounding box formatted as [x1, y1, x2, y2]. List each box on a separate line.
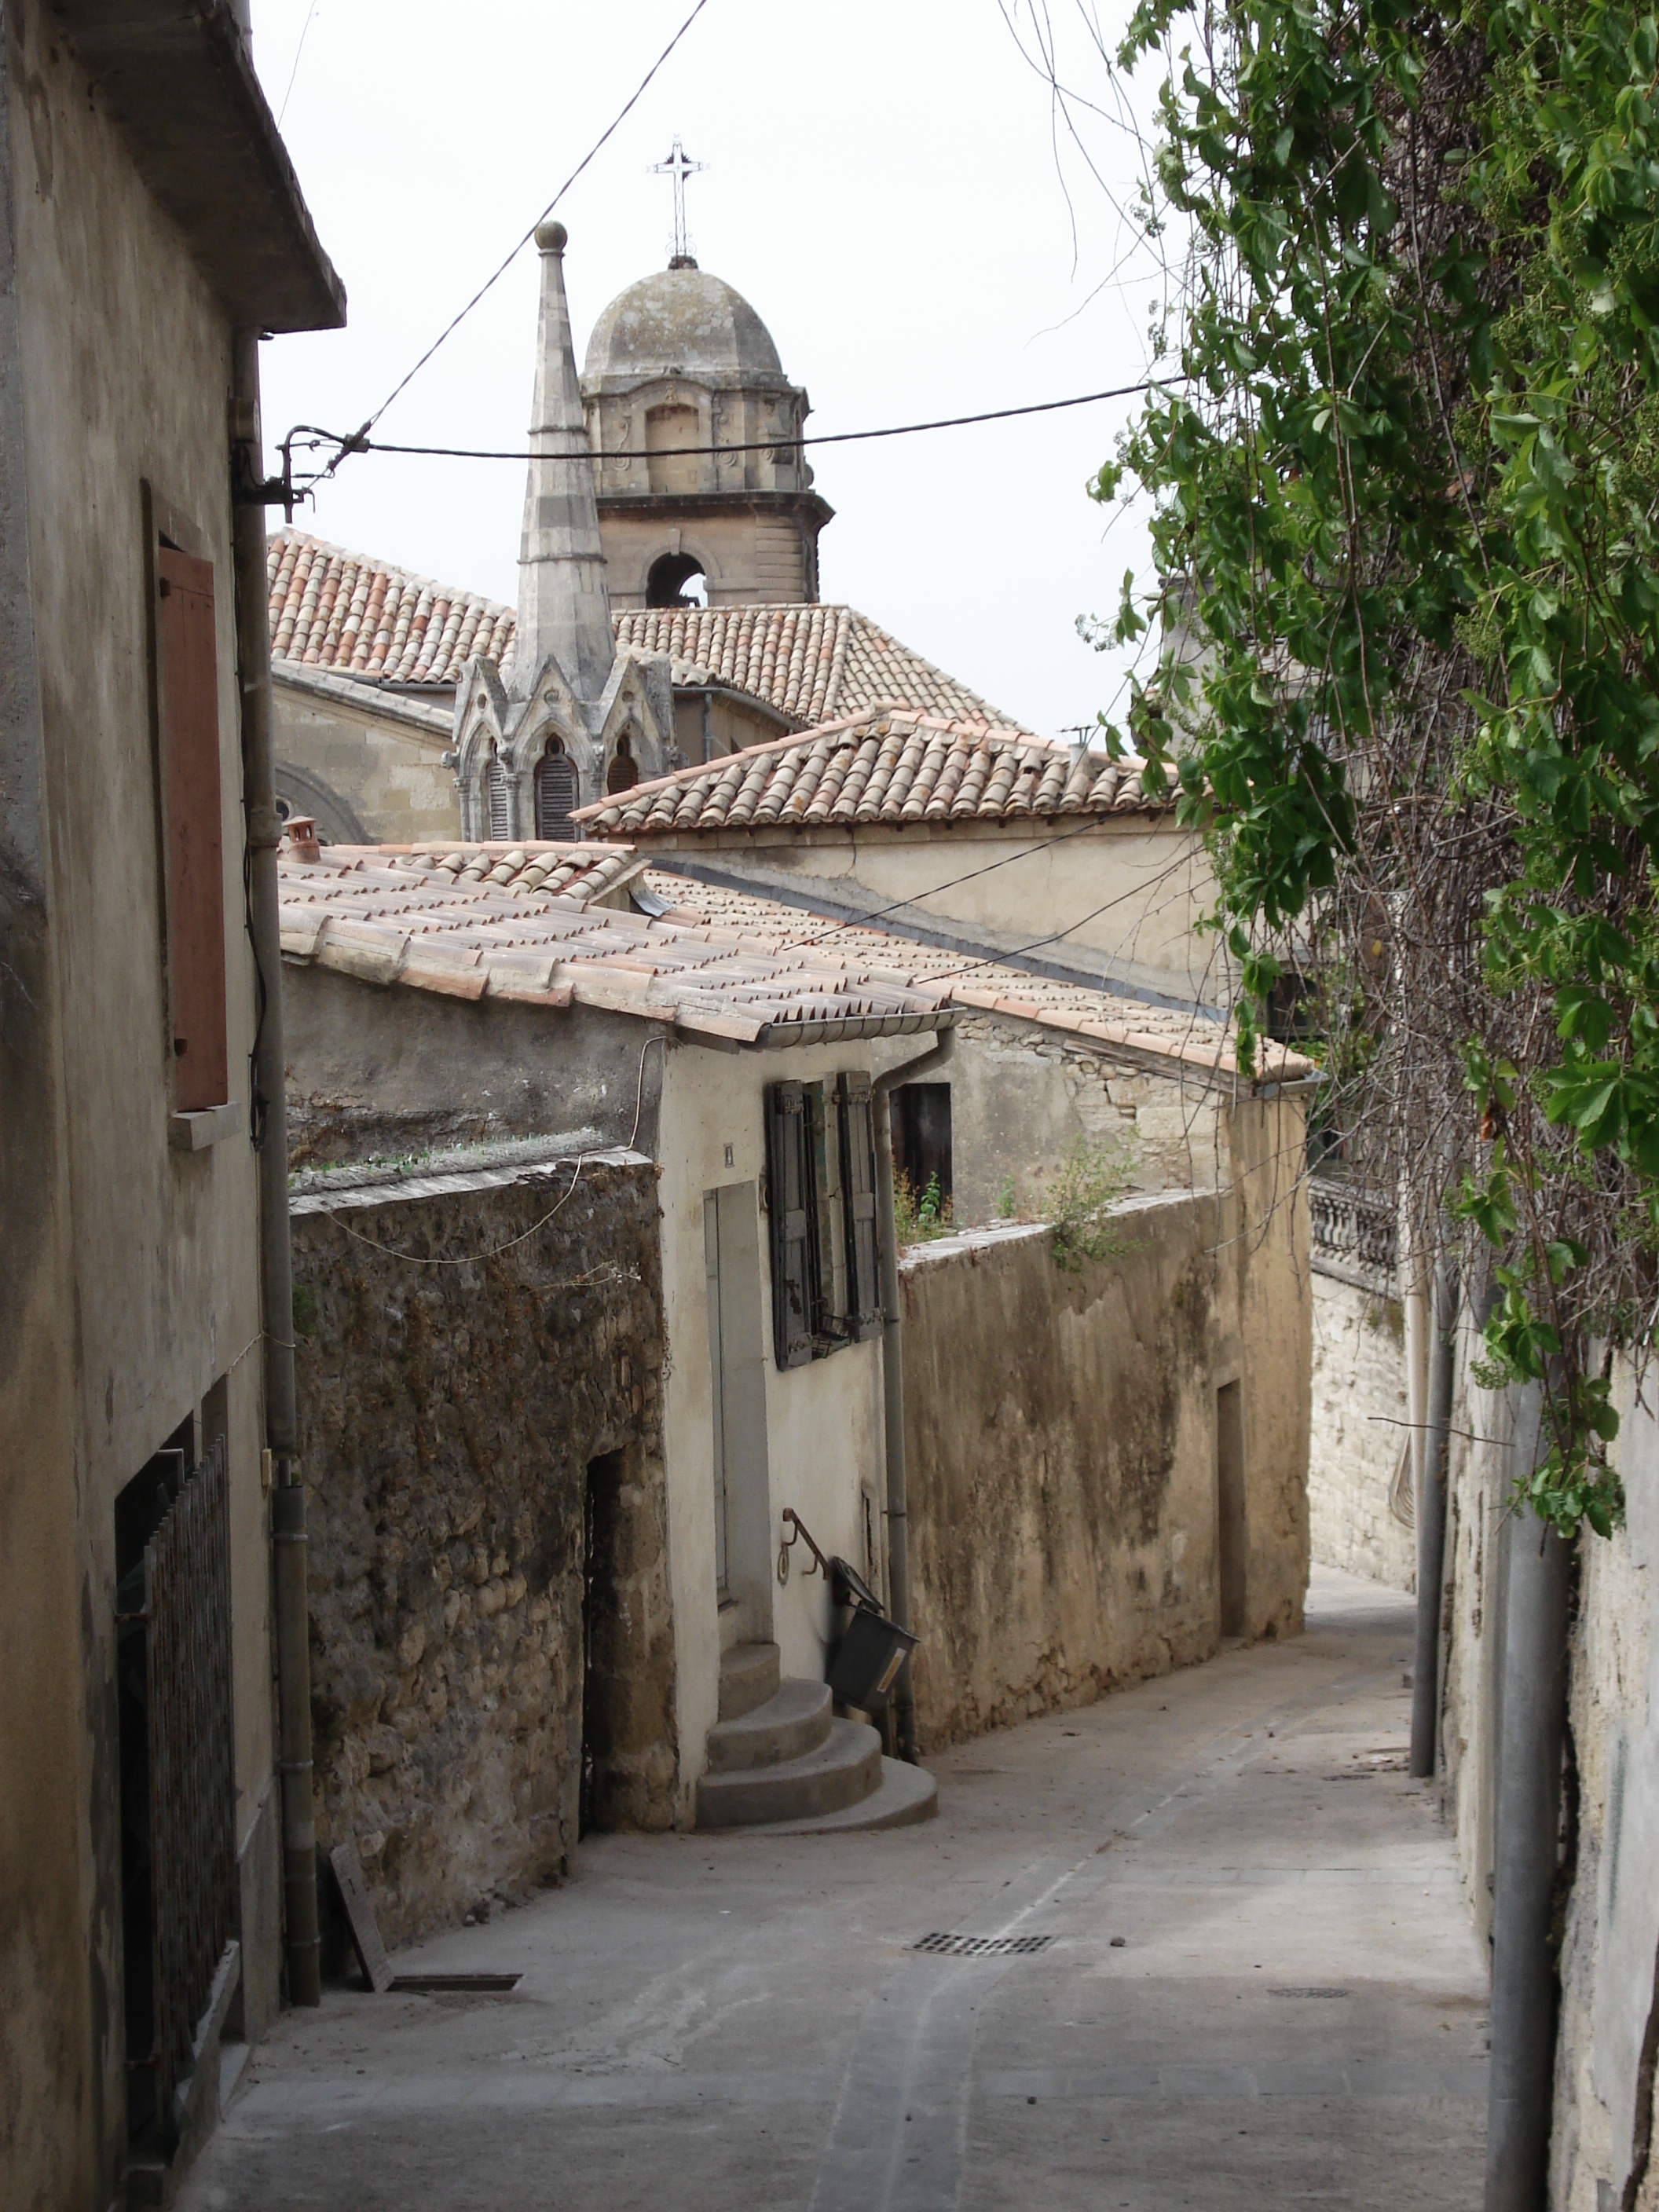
[650, 136, 708, 262]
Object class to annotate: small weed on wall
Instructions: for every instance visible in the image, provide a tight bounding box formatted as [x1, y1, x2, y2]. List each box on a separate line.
[1042, 1138, 1135, 1273]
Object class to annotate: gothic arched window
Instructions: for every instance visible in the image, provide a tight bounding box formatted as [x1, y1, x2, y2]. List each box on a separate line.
[485, 745, 510, 840]
[536, 738, 578, 841]
[607, 734, 641, 796]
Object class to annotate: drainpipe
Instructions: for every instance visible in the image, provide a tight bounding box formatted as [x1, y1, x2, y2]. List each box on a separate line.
[1484, 1381, 1572, 2212]
[1409, 1250, 1456, 1777]
[231, 331, 320, 2009]
[871, 1024, 954, 1765]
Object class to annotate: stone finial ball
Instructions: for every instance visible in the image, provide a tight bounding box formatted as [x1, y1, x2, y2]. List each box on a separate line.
[536, 220, 568, 254]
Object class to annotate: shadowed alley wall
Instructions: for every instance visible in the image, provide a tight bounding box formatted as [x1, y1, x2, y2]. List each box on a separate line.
[289, 1151, 674, 1952]
[900, 1128, 1310, 1752]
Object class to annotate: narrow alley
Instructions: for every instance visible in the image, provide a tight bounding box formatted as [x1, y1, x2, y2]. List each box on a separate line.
[179, 1569, 1486, 2211]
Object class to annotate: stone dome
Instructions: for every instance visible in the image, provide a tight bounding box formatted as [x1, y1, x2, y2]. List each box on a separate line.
[583, 262, 787, 390]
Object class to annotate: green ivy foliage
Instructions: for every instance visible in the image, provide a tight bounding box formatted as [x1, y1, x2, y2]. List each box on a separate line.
[1100, 0, 1659, 1536]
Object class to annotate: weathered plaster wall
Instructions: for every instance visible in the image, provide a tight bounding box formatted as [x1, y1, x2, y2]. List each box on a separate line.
[874, 1012, 1225, 1226]
[1437, 1346, 1659, 2209]
[1307, 1273, 1415, 1591]
[283, 961, 665, 1170]
[900, 1131, 1311, 1752]
[273, 667, 459, 845]
[291, 1152, 673, 1953]
[2, 12, 277, 2199]
[654, 1034, 889, 1815]
[651, 819, 1225, 1007]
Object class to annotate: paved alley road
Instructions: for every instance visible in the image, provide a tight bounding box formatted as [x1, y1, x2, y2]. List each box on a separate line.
[181, 1569, 1488, 2211]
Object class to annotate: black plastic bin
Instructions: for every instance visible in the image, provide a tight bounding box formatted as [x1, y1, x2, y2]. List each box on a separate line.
[826, 1556, 918, 1712]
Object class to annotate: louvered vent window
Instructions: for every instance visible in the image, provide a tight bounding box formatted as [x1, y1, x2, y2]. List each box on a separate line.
[485, 749, 510, 839]
[764, 1074, 884, 1368]
[537, 741, 579, 841]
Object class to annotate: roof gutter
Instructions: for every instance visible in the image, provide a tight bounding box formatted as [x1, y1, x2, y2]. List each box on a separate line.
[871, 1026, 956, 1763]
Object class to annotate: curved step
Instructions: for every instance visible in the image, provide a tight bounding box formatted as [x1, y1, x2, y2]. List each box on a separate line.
[696, 1718, 882, 1829]
[718, 1642, 781, 1723]
[719, 1756, 939, 1837]
[705, 1679, 833, 1774]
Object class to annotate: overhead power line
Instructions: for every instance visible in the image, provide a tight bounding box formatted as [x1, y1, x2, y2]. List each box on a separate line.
[285, 378, 1177, 483]
[309, 0, 716, 482]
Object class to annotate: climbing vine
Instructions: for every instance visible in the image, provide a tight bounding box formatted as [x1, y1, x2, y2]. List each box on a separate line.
[1070, 0, 1659, 1534]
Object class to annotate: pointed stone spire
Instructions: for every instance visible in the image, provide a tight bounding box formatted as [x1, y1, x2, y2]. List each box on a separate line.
[515, 222, 613, 705]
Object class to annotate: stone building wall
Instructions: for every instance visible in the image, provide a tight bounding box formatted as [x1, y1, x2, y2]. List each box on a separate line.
[1308, 1272, 1415, 1591]
[900, 1158, 1310, 1752]
[289, 1148, 674, 1953]
[1436, 1342, 1659, 2209]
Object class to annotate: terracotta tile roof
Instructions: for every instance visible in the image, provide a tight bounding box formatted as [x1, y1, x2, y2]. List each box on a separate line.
[571, 710, 1177, 840]
[267, 531, 517, 686]
[294, 840, 652, 908]
[276, 844, 951, 1047]
[266, 531, 1015, 727]
[639, 871, 1312, 1086]
[610, 604, 1011, 726]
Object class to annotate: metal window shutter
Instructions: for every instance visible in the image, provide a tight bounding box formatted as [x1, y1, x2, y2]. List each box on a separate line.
[838, 1072, 884, 1342]
[765, 1082, 817, 1369]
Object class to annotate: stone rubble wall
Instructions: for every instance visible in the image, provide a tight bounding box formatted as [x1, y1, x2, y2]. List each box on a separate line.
[899, 1139, 1310, 1752]
[928, 1011, 1224, 1231]
[290, 1152, 674, 1954]
[1307, 1271, 1415, 1591]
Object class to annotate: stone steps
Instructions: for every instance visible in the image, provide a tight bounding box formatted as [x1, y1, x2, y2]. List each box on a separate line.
[723, 1754, 939, 1836]
[698, 1639, 938, 1833]
[705, 1677, 832, 1773]
[718, 1640, 781, 1723]
[696, 1716, 883, 1829]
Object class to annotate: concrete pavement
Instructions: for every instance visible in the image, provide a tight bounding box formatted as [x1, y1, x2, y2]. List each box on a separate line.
[181, 1567, 1488, 2210]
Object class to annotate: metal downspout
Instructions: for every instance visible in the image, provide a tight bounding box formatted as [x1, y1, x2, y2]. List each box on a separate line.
[231, 332, 320, 2009]
[1484, 1382, 1573, 2212]
[1409, 1251, 1456, 1777]
[871, 1027, 954, 1766]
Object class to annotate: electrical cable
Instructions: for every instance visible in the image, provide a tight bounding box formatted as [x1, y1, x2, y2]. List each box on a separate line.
[285, 377, 1178, 482]
[313, 0, 715, 482]
[328, 1153, 591, 1265]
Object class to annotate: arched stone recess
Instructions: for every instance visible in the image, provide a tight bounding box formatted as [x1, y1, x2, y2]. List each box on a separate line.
[452, 657, 513, 840]
[273, 760, 368, 848]
[638, 532, 724, 609]
[594, 654, 675, 788]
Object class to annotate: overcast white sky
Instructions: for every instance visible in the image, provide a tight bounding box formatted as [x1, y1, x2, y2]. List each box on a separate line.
[251, 1, 1166, 739]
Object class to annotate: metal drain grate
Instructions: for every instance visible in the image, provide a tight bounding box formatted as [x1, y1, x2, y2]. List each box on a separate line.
[1272, 1986, 1351, 1999]
[914, 1932, 1057, 1957]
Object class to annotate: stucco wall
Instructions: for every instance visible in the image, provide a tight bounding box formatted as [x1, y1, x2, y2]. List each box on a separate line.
[899, 1117, 1311, 1751]
[2, 13, 280, 2202]
[1438, 1345, 1659, 2210]
[1308, 1273, 1415, 1591]
[653, 819, 1225, 1008]
[291, 1153, 673, 1954]
[874, 1011, 1225, 1227]
[283, 962, 666, 1170]
[655, 1034, 890, 1813]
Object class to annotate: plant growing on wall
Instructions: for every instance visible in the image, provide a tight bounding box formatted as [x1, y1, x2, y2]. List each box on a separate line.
[1020, 0, 1659, 1534]
[1042, 1138, 1136, 1273]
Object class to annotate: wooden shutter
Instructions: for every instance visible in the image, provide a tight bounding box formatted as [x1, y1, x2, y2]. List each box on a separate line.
[486, 753, 510, 838]
[765, 1082, 817, 1369]
[838, 1071, 884, 1342]
[156, 548, 228, 1111]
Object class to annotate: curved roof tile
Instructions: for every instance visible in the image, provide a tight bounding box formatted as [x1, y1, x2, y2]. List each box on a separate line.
[571, 711, 1180, 840]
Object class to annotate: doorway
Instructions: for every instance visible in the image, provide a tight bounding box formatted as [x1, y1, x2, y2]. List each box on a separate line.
[889, 1081, 953, 1213]
[702, 1184, 772, 1643]
[1217, 1379, 1247, 1636]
